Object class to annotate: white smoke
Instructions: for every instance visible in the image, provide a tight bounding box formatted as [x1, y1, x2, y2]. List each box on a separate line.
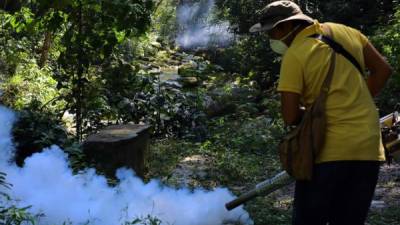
[0, 105, 253, 225]
[0, 106, 15, 167]
[176, 0, 234, 49]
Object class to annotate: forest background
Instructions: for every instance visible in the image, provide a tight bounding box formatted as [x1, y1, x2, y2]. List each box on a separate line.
[0, 0, 399, 224]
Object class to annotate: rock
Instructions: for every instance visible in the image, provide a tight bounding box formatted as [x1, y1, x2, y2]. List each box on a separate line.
[374, 187, 386, 199]
[180, 76, 200, 87]
[138, 56, 151, 62]
[178, 61, 199, 77]
[237, 103, 259, 114]
[370, 200, 386, 209]
[160, 72, 181, 82]
[178, 68, 198, 77]
[162, 80, 182, 89]
[149, 68, 161, 75]
[213, 64, 224, 71]
[204, 96, 236, 118]
[166, 59, 181, 66]
[150, 41, 162, 49]
[83, 124, 151, 178]
[393, 151, 400, 163]
[230, 86, 259, 101]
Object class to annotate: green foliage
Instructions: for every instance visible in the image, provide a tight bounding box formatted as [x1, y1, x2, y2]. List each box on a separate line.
[63, 142, 91, 172]
[0, 12, 33, 77]
[202, 115, 284, 183]
[57, 0, 154, 67]
[148, 114, 285, 185]
[62, 50, 208, 138]
[148, 139, 198, 179]
[1, 0, 155, 140]
[367, 206, 400, 225]
[53, 0, 154, 140]
[246, 198, 291, 225]
[214, 0, 266, 34]
[0, 172, 39, 225]
[215, 0, 397, 34]
[212, 0, 398, 90]
[370, 6, 400, 114]
[0, 59, 64, 111]
[1, 1, 399, 224]
[124, 215, 163, 225]
[316, 0, 398, 34]
[147, 110, 289, 222]
[213, 35, 279, 89]
[153, 0, 178, 43]
[0, 206, 38, 225]
[12, 108, 69, 166]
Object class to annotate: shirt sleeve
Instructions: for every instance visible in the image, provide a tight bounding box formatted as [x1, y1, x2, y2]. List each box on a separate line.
[358, 31, 369, 48]
[349, 26, 369, 47]
[277, 51, 304, 94]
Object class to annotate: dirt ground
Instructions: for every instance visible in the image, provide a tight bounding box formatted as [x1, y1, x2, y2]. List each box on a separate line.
[270, 162, 400, 210]
[168, 154, 400, 224]
[371, 162, 400, 210]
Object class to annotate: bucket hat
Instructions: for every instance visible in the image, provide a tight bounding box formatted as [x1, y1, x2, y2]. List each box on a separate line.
[249, 0, 314, 33]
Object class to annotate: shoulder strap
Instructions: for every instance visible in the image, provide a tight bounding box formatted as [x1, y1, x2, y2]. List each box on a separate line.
[309, 26, 363, 75]
[319, 25, 336, 95]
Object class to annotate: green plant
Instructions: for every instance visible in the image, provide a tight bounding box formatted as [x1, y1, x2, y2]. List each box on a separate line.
[0, 172, 39, 225]
[0, 59, 64, 111]
[12, 108, 69, 166]
[371, 6, 400, 114]
[367, 207, 400, 225]
[152, 0, 178, 43]
[124, 215, 163, 225]
[63, 142, 91, 172]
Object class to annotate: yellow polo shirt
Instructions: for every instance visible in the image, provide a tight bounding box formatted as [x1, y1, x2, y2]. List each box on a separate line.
[277, 20, 385, 163]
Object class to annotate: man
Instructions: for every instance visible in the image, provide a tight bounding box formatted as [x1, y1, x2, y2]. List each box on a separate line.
[250, 1, 392, 225]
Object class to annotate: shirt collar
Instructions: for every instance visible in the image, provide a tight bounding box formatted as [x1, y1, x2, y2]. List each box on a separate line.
[291, 20, 323, 46]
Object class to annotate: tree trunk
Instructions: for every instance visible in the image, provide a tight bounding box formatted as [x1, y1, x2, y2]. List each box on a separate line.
[83, 124, 151, 179]
[76, 1, 84, 142]
[38, 31, 52, 68]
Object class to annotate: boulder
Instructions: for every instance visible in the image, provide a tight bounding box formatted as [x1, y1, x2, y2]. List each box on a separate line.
[180, 77, 200, 87]
[150, 41, 162, 49]
[178, 61, 198, 77]
[237, 103, 260, 115]
[203, 96, 236, 118]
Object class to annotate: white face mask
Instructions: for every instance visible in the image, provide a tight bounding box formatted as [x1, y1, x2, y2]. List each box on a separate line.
[269, 39, 289, 55]
[269, 25, 300, 55]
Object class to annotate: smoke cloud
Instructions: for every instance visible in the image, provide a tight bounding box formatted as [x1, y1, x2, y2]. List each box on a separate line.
[176, 0, 234, 49]
[0, 105, 253, 225]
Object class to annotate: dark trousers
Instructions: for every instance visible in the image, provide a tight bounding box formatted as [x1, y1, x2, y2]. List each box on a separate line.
[292, 161, 381, 225]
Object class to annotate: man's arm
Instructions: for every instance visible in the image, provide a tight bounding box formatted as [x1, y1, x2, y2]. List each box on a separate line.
[364, 41, 393, 97]
[280, 92, 303, 126]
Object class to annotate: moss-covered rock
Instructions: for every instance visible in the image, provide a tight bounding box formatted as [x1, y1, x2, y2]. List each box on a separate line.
[180, 76, 200, 88]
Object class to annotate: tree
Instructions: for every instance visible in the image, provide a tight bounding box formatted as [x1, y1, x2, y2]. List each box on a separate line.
[371, 6, 400, 114]
[54, 0, 154, 140]
[1, 0, 154, 141]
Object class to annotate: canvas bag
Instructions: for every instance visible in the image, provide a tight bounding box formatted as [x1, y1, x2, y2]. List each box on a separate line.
[278, 26, 337, 181]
